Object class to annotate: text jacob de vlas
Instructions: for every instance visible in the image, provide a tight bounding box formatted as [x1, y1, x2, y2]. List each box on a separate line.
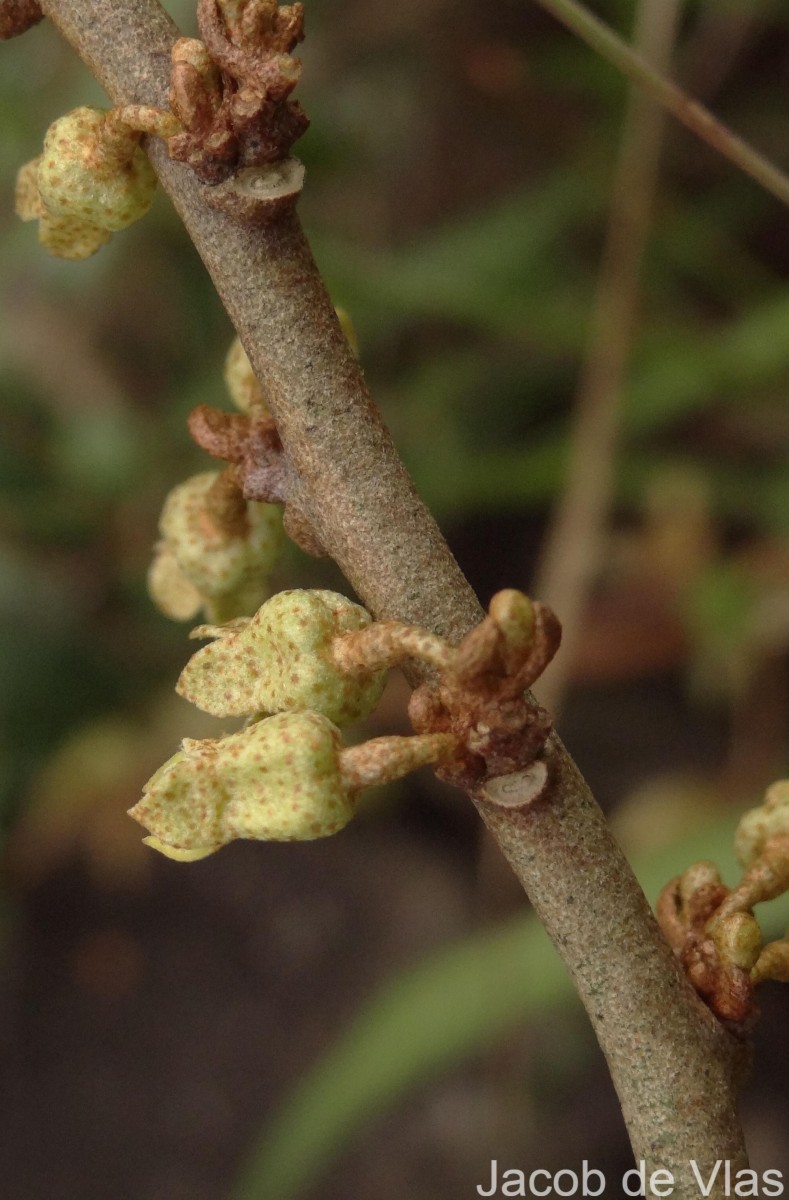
[476, 1159, 784, 1196]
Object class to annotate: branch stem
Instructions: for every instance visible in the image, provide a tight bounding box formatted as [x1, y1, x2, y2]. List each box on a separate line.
[37, 0, 750, 1190]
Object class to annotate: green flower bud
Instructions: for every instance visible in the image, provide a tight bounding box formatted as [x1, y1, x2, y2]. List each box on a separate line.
[177, 588, 386, 725]
[149, 471, 283, 622]
[15, 157, 42, 221]
[38, 106, 157, 233]
[488, 589, 535, 655]
[16, 155, 111, 260]
[130, 711, 354, 857]
[735, 779, 789, 868]
[223, 336, 270, 416]
[147, 542, 204, 622]
[710, 911, 762, 972]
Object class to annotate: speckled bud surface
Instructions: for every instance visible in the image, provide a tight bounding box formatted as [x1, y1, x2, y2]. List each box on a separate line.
[130, 710, 353, 856]
[150, 470, 283, 621]
[16, 153, 112, 260]
[178, 588, 386, 724]
[711, 911, 762, 972]
[38, 106, 157, 232]
[735, 779, 789, 867]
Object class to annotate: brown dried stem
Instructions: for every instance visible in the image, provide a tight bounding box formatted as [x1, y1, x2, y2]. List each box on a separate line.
[534, 0, 682, 715]
[36, 0, 749, 1191]
[533, 0, 789, 211]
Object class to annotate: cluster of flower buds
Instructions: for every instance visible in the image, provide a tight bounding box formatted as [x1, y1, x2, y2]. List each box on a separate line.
[14, 4, 311, 259]
[130, 587, 460, 860]
[658, 777, 789, 1025]
[131, 586, 560, 860]
[166, 0, 309, 190]
[15, 105, 178, 259]
[148, 336, 284, 624]
[734, 779, 789, 870]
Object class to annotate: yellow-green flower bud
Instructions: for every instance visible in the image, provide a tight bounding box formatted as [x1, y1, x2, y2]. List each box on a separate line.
[710, 911, 762, 972]
[16, 155, 111, 260]
[488, 589, 536, 655]
[40, 209, 111, 260]
[130, 711, 354, 857]
[147, 542, 205, 622]
[735, 779, 789, 868]
[38, 106, 157, 233]
[149, 471, 283, 622]
[223, 336, 270, 416]
[752, 936, 789, 985]
[15, 157, 42, 221]
[177, 588, 386, 725]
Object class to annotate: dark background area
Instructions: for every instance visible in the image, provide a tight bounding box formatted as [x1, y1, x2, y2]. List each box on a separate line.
[1, 1, 789, 1197]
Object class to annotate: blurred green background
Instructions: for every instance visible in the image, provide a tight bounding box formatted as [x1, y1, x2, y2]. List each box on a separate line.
[1, 1, 789, 1198]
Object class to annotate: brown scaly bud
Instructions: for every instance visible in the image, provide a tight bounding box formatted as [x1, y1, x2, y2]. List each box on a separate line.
[0, 0, 43, 40]
[167, 36, 237, 184]
[320, 590, 560, 789]
[170, 38, 223, 133]
[187, 400, 324, 556]
[164, 0, 309, 193]
[409, 591, 562, 790]
[656, 862, 758, 1029]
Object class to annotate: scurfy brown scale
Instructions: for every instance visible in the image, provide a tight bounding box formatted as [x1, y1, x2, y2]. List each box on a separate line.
[409, 597, 562, 790]
[187, 401, 323, 554]
[166, 0, 309, 182]
[657, 787, 789, 1030]
[657, 869, 757, 1029]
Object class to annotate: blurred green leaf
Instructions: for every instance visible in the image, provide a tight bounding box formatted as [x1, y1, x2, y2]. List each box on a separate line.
[233, 814, 786, 1200]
